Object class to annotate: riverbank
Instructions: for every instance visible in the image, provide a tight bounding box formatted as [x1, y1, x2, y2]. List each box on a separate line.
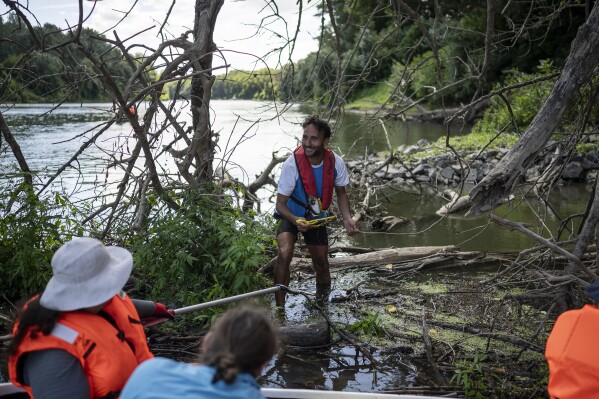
[347, 134, 599, 190]
[132, 245, 549, 398]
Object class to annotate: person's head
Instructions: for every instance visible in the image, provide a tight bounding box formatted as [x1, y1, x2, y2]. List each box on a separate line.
[302, 115, 331, 140]
[201, 307, 278, 384]
[301, 116, 331, 159]
[9, 237, 133, 355]
[40, 237, 133, 311]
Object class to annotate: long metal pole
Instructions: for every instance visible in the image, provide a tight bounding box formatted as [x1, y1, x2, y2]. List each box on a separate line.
[173, 285, 284, 316]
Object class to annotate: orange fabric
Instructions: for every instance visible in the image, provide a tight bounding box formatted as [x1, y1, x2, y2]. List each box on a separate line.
[9, 294, 153, 398]
[545, 304, 599, 399]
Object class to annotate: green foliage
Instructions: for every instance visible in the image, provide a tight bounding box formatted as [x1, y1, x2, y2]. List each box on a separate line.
[0, 13, 136, 103]
[0, 178, 84, 299]
[130, 190, 271, 324]
[346, 82, 394, 110]
[576, 142, 599, 154]
[349, 311, 387, 337]
[407, 50, 442, 101]
[471, 60, 557, 137]
[284, 0, 585, 108]
[406, 45, 477, 106]
[451, 352, 489, 399]
[445, 131, 519, 153]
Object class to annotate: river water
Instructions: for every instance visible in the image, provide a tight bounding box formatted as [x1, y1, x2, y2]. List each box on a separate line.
[0, 100, 589, 393]
[0, 100, 590, 253]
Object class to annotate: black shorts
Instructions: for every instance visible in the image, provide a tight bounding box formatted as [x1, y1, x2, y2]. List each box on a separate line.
[276, 218, 328, 246]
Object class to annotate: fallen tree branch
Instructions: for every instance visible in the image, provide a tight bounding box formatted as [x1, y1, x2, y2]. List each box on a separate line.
[489, 214, 599, 280]
[422, 306, 447, 385]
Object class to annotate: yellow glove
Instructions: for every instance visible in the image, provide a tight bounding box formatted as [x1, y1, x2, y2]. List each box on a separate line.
[295, 216, 337, 229]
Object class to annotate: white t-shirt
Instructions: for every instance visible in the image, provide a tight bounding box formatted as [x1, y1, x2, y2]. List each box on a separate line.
[277, 150, 350, 196]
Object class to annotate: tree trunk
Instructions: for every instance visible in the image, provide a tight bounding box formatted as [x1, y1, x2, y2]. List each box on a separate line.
[189, 0, 224, 183]
[467, 2, 599, 215]
[0, 113, 32, 189]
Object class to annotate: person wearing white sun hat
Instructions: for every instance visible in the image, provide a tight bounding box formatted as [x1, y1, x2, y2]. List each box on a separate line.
[8, 237, 171, 399]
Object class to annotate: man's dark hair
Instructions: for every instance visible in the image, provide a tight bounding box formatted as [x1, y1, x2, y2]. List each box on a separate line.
[302, 115, 331, 139]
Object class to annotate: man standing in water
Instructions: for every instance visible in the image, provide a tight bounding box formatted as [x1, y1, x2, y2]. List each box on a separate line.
[274, 116, 359, 306]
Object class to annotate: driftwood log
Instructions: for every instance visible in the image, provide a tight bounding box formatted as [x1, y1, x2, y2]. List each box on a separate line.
[291, 245, 457, 269]
[436, 193, 515, 216]
[279, 321, 330, 348]
[261, 246, 457, 274]
[262, 246, 512, 276]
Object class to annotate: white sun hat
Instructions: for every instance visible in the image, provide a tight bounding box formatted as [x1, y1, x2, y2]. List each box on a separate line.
[40, 237, 133, 311]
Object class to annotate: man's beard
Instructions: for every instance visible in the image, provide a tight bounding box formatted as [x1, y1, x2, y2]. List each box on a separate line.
[303, 144, 323, 157]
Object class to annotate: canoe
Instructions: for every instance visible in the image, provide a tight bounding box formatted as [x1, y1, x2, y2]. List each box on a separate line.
[0, 383, 27, 399]
[0, 383, 450, 398]
[261, 389, 448, 398]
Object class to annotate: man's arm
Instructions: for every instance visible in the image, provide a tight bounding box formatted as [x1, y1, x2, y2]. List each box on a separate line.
[276, 193, 309, 233]
[335, 185, 359, 235]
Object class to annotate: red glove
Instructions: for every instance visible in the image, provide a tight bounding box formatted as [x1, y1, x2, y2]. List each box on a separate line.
[154, 302, 175, 319]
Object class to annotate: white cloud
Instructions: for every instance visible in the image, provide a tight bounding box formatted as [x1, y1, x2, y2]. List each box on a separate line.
[3, 0, 321, 71]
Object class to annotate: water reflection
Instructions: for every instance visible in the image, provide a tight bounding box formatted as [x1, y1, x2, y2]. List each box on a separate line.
[352, 184, 589, 252]
[302, 107, 470, 159]
[262, 345, 416, 392]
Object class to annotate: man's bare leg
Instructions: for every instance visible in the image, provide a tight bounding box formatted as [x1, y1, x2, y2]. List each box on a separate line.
[275, 232, 296, 306]
[308, 244, 331, 304]
[308, 244, 330, 286]
[308, 245, 331, 306]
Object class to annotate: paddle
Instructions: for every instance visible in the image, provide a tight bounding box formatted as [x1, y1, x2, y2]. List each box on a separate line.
[142, 285, 287, 327]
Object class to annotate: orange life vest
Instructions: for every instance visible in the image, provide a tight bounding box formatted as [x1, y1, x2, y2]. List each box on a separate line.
[9, 293, 153, 399]
[293, 146, 335, 214]
[545, 304, 599, 398]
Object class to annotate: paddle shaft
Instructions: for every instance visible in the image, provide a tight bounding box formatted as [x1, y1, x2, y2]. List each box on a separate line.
[173, 285, 284, 316]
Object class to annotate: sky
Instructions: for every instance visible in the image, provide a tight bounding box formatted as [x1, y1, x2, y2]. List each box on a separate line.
[2, 0, 323, 72]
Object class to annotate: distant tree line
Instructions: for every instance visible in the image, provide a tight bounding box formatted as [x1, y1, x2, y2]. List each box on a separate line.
[178, 69, 280, 101]
[0, 13, 135, 103]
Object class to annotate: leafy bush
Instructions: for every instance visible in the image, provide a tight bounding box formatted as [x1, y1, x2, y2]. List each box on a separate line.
[349, 311, 387, 337]
[346, 82, 394, 110]
[406, 47, 477, 106]
[451, 352, 490, 399]
[442, 130, 519, 153]
[471, 60, 556, 137]
[0, 179, 83, 299]
[575, 142, 599, 154]
[130, 190, 272, 324]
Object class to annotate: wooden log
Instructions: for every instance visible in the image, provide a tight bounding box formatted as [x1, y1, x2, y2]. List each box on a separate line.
[436, 194, 514, 216]
[290, 245, 457, 270]
[436, 195, 472, 216]
[279, 322, 330, 348]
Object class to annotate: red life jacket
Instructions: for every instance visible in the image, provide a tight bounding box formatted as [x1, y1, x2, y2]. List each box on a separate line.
[9, 293, 153, 399]
[293, 146, 335, 214]
[545, 304, 599, 398]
